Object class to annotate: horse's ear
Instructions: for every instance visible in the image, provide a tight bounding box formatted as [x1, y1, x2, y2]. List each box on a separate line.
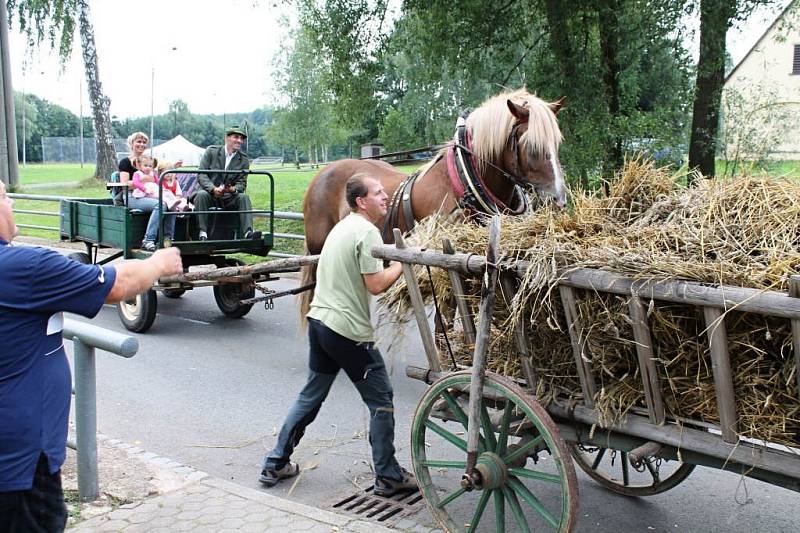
[550, 96, 567, 115]
[506, 100, 529, 123]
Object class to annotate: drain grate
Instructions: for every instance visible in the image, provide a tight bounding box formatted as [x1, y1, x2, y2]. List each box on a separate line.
[331, 486, 426, 523]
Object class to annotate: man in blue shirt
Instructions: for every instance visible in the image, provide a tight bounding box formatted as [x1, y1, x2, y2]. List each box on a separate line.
[0, 181, 183, 532]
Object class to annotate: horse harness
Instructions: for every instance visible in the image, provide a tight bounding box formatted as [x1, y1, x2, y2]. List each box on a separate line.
[380, 116, 531, 242]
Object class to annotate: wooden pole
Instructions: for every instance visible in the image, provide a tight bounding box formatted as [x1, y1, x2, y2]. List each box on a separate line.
[559, 285, 596, 408]
[703, 307, 738, 443]
[159, 254, 319, 284]
[393, 229, 441, 373]
[442, 237, 476, 346]
[466, 216, 501, 474]
[628, 296, 665, 425]
[500, 272, 538, 392]
[789, 276, 800, 399]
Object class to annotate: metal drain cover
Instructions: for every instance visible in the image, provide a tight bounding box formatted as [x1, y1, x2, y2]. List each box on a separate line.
[331, 486, 426, 523]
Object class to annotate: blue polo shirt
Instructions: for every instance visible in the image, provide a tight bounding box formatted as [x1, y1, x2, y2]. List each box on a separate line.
[0, 240, 116, 491]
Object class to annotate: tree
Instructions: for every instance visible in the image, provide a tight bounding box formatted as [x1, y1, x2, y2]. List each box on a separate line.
[7, 0, 116, 180]
[687, 0, 780, 180]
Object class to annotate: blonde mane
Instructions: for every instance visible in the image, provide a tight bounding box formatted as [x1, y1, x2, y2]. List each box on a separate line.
[466, 89, 562, 176]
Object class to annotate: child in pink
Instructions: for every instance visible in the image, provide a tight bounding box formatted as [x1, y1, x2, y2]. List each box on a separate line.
[131, 155, 160, 199]
[158, 162, 192, 212]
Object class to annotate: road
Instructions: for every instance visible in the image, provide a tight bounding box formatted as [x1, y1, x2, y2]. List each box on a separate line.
[66, 276, 800, 532]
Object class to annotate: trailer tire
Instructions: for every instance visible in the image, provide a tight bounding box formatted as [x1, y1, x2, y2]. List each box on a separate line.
[67, 252, 92, 264]
[213, 259, 255, 318]
[162, 288, 186, 298]
[117, 289, 158, 333]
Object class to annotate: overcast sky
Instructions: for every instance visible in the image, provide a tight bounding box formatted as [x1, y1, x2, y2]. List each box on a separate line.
[6, 0, 794, 120]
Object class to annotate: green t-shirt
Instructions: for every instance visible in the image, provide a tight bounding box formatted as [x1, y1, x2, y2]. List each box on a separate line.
[307, 213, 383, 342]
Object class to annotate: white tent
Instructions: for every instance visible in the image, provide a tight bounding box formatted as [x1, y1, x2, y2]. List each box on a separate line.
[150, 135, 206, 166]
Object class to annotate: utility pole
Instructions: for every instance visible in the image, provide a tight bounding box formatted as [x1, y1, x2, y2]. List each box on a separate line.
[21, 80, 25, 167]
[79, 79, 84, 168]
[0, 0, 20, 187]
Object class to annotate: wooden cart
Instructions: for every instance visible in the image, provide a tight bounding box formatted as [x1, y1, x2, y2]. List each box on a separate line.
[60, 170, 300, 332]
[371, 218, 800, 532]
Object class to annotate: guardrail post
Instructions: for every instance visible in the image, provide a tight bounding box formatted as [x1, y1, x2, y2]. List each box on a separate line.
[72, 337, 99, 502]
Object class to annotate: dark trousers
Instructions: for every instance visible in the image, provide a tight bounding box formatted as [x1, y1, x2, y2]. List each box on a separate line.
[193, 190, 253, 235]
[0, 454, 67, 533]
[263, 318, 404, 481]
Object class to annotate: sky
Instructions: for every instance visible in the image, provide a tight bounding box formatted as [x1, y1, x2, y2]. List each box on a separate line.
[5, 0, 795, 121]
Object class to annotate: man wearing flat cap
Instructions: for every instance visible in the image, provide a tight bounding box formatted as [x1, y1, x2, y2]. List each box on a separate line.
[195, 126, 256, 240]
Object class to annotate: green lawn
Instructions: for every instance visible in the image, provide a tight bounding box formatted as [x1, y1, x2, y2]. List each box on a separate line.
[18, 163, 98, 185]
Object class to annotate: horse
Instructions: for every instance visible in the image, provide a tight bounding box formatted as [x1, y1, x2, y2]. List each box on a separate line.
[299, 88, 567, 320]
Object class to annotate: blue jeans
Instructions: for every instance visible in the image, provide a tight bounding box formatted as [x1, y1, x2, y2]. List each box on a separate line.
[127, 194, 176, 242]
[263, 318, 404, 481]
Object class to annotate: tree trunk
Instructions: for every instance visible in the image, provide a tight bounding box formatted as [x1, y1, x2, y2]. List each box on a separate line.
[688, 0, 734, 181]
[597, 0, 625, 180]
[77, 0, 116, 182]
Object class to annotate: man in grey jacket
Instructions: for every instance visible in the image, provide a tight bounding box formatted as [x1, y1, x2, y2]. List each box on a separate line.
[194, 126, 255, 240]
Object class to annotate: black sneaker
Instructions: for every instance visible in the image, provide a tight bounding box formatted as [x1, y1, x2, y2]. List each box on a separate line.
[141, 240, 156, 252]
[259, 462, 300, 488]
[374, 467, 418, 497]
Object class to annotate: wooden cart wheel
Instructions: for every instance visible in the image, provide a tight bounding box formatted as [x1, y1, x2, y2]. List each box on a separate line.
[569, 443, 695, 496]
[212, 259, 255, 318]
[412, 370, 578, 532]
[117, 289, 158, 333]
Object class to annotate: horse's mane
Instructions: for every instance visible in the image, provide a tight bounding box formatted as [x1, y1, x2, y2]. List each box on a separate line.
[467, 89, 562, 176]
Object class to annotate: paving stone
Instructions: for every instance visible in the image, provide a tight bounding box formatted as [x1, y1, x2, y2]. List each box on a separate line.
[291, 519, 322, 531]
[221, 506, 248, 519]
[175, 509, 203, 521]
[196, 513, 224, 525]
[167, 521, 196, 532]
[218, 517, 246, 529]
[138, 451, 158, 460]
[96, 519, 129, 531]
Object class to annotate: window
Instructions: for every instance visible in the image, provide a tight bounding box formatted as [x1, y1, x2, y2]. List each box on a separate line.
[794, 44, 800, 75]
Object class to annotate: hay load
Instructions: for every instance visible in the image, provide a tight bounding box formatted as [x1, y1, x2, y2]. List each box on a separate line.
[380, 160, 800, 446]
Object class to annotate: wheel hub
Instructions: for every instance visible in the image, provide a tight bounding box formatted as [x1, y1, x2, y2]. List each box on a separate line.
[474, 452, 508, 490]
[118, 295, 141, 321]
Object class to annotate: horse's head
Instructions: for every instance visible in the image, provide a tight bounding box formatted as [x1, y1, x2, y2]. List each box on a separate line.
[504, 96, 567, 208]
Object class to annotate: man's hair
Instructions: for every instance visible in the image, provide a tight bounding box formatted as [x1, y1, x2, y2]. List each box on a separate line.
[345, 173, 372, 209]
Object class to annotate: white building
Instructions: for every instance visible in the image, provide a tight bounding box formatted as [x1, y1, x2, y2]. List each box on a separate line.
[723, 2, 800, 160]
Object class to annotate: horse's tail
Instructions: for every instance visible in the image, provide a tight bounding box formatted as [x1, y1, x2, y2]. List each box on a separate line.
[297, 245, 316, 331]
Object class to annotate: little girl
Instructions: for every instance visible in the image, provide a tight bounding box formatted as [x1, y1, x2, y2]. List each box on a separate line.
[131, 155, 160, 199]
[157, 162, 192, 212]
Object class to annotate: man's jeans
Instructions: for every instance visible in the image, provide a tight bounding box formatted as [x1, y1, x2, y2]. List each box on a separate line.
[263, 318, 404, 481]
[127, 195, 176, 242]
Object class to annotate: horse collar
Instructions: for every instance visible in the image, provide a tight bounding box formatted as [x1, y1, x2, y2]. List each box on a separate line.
[447, 120, 528, 217]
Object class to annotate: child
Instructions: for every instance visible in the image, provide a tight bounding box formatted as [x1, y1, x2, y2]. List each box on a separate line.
[157, 161, 193, 212]
[131, 155, 160, 199]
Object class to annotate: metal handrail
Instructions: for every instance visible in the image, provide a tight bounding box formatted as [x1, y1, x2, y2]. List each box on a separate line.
[63, 318, 138, 502]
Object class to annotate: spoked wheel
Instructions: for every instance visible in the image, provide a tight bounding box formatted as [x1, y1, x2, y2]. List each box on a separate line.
[569, 443, 695, 496]
[212, 259, 254, 318]
[117, 289, 158, 333]
[412, 370, 578, 532]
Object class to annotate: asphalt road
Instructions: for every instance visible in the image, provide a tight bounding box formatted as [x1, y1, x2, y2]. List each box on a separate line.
[65, 276, 800, 532]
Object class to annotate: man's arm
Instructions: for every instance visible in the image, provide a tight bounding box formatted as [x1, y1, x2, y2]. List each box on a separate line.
[363, 261, 403, 296]
[228, 154, 251, 194]
[105, 248, 184, 303]
[196, 147, 216, 192]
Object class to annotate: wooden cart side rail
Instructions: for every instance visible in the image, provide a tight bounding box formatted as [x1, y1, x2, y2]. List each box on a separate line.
[406, 365, 800, 483]
[370, 244, 800, 320]
[158, 254, 319, 284]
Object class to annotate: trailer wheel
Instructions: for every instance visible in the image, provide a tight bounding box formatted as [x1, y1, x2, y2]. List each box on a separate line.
[412, 369, 579, 532]
[569, 443, 695, 497]
[117, 289, 158, 333]
[162, 288, 186, 298]
[213, 259, 255, 318]
[67, 252, 92, 264]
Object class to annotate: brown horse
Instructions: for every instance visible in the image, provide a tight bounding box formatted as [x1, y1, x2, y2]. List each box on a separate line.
[299, 88, 566, 319]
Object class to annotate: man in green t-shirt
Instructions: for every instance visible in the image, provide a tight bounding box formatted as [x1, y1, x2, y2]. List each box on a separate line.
[259, 174, 417, 497]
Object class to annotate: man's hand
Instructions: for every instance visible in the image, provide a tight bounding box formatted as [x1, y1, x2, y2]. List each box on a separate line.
[213, 185, 225, 197]
[150, 247, 183, 277]
[224, 184, 237, 194]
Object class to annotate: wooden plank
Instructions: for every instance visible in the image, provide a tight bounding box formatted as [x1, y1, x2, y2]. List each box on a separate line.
[790, 276, 800, 400]
[499, 272, 538, 392]
[370, 245, 800, 320]
[466, 216, 501, 470]
[442, 238, 476, 346]
[558, 285, 596, 408]
[628, 296, 666, 425]
[393, 229, 441, 373]
[703, 307, 738, 443]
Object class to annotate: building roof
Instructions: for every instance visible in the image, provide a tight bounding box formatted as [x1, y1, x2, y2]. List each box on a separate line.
[725, 1, 798, 83]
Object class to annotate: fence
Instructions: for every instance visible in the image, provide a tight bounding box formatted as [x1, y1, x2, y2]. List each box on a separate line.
[41, 137, 167, 164]
[63, 318, 139, 501]
[9, 192, 304, 258]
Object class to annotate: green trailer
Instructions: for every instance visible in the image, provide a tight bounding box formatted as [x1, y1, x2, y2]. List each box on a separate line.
[60, 170, 285, 333]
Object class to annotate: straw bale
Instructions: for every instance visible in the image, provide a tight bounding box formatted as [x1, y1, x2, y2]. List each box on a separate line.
[379, 159, 800, 446]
